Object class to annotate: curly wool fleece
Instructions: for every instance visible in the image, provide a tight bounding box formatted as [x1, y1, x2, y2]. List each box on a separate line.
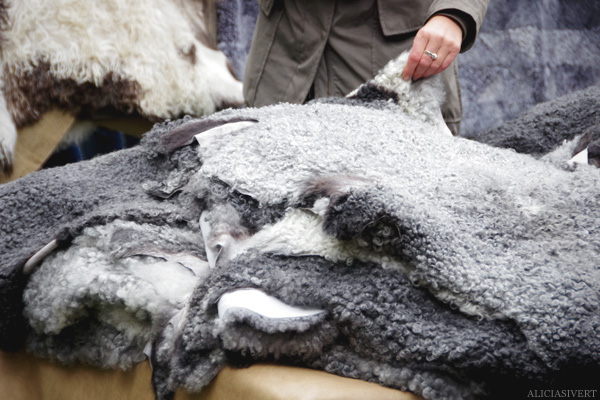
[1, 52, 600, 399]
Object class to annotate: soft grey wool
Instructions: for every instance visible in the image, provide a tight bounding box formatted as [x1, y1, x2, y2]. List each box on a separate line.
[23, 220, 205, 369]
[156, 66, 599, 397]
[1, 51, 599, 400]
[0, 117, 206, 350]
[473, 84, 600, 156]
[166, 253, 550, 400]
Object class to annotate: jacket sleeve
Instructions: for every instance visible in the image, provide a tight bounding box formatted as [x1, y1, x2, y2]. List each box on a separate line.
[428, 0, 490, 52]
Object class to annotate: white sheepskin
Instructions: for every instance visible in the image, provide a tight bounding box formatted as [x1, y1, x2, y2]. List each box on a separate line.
[1, 0, 243, 118]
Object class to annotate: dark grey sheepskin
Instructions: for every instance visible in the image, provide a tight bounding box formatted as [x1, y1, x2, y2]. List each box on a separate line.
[161, 253, 549, 400]
[472, 83, 600, 157]
[0, 118, 207, 350]
[1, 52, 599, 400]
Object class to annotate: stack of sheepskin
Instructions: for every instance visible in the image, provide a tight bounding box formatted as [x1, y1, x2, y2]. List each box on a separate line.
[1, 52, 599, 400]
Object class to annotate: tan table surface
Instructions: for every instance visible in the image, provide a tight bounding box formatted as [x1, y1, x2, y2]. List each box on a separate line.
[0, 351, 421, 400]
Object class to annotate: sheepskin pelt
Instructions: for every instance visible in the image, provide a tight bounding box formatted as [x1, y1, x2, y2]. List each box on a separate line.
[1, 52, 599, 400]
[0, 116, 208, 350]
[472, 84, 600, 159]
[0, 0, 243, 172]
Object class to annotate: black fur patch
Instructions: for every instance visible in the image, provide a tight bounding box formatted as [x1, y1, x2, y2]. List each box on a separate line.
[347, 82, 399, 104]
[588, 138, 600, 168]
[572, 125, 600, 156]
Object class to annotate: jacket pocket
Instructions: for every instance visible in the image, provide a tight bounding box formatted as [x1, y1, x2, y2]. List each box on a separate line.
[377, 0, 430, 36]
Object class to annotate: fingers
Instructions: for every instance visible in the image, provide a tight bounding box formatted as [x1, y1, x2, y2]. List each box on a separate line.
[401, 34, 427, 81]
[401, 15, 463, 82]
[412, 37, 443, 80]
[417, 43, 458, 80]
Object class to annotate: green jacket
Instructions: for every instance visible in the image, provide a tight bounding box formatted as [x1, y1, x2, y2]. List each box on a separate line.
[244, 0, 489, 135]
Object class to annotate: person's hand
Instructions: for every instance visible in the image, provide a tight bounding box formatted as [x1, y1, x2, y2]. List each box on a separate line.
[401, 15, 463, 81]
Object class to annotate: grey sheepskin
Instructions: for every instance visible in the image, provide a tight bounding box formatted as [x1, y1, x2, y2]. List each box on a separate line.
[472, 83, 600, 157]
[0, 118, 207, 350]
[1, 52, 599, 400]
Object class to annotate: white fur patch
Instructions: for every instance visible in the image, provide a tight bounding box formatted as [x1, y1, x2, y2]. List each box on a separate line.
[218, 288, 324, 319]
[568, 148, 588, 166]
[238, 208, 411, 273]
[0, 90, 17, 173]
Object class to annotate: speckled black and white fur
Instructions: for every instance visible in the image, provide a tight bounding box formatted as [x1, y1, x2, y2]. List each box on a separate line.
[1, 52, 600, 400]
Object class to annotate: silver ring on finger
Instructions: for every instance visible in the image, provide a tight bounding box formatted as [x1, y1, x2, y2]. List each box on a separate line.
[424, 50, 438, 60]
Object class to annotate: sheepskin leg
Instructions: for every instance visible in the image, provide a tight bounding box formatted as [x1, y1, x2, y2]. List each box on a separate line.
[300, 174, 374, 216]
[200, 204, 251, 268]
[347, 51, 451, 137]
[156, 116, 258, 153]
[22, 239, 59, 275]
[0, 91, 17, 174]
[301, 175, 414, 253]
